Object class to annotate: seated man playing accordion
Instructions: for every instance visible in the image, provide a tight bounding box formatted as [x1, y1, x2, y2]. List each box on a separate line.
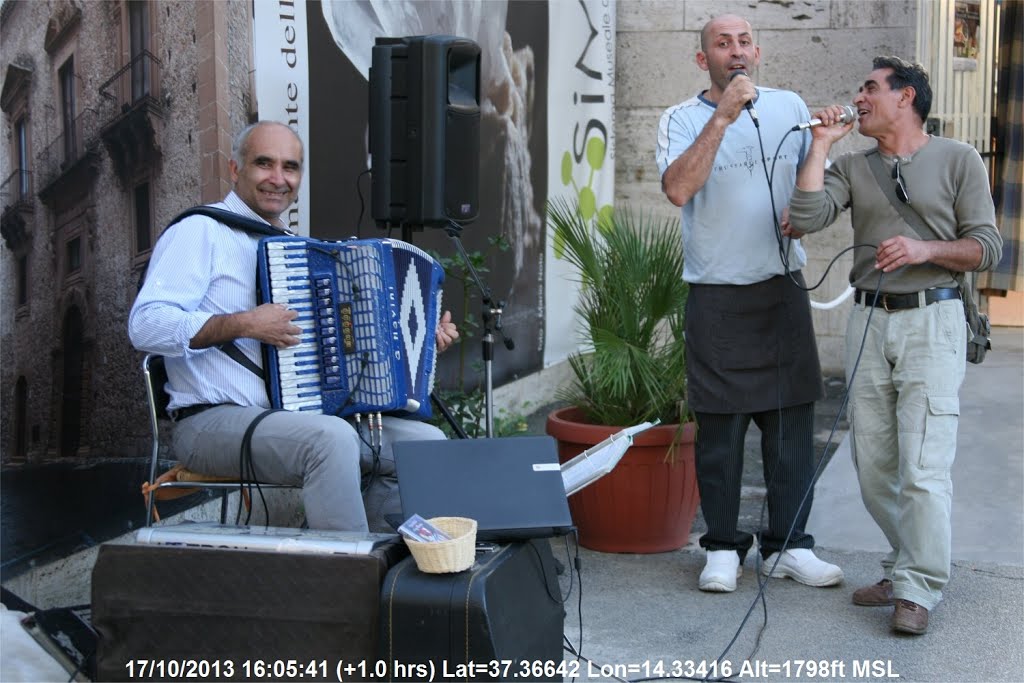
[129, 121, 459, 532]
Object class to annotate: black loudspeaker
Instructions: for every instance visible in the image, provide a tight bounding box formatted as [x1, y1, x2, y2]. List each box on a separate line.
[370, 34, 481, 228]
[91, 539, 407, 681]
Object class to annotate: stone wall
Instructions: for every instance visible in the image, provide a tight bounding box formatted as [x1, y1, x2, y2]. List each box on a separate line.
[614, 0, 917, 373]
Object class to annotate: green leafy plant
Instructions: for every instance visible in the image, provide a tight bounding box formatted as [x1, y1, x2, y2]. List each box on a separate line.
[427, 236, 530, 438]
[548, 197, 689, 427]
[429, 388, 531, 439]
[429, 235, 510, 387]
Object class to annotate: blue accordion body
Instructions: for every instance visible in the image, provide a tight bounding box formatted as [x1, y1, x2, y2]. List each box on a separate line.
[257, 236, 445, 419]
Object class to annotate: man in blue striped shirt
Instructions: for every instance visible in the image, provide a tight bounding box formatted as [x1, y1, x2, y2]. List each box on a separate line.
[130, 121, 459, 531]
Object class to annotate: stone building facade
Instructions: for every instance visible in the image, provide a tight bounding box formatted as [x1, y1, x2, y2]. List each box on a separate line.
[1, 0, 255, 463]
[0, 0, 930, 464]
[613, 0, 917, 372]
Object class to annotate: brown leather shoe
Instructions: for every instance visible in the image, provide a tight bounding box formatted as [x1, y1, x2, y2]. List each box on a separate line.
[892, 599, 929, 635]
[852, 578, 894, 606]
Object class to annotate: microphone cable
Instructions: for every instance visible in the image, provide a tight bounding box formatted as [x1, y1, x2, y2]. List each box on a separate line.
[559, 105, 898, 683]
[635, 108, 886, 683]
[576, 106, 892, 683]
[561, 531, 585, 682]
[625, 285, 886, 683]
[626, 108, 798, 683]
[761, 127, 880, 291]
[710, 115, 885, 677]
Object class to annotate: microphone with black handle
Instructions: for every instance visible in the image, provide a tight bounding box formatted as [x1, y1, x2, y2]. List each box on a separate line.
[729, 70, 759, 127]
[791, 105, 858, 131]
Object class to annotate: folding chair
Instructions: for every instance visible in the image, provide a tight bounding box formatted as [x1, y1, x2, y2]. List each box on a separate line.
[141, 353, 297, 526]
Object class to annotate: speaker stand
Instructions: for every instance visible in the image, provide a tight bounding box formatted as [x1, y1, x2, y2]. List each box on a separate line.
[401, 224, 418, 246]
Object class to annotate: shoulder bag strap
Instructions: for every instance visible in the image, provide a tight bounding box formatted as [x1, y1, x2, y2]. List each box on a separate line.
[864, 149, 936, 242]
[864, 150, 968, 292]
[865, 151, 989, 361]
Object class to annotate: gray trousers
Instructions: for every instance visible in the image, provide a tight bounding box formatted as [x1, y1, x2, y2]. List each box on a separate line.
[845, 297, 965, 610]
[171, 406, 445, 532]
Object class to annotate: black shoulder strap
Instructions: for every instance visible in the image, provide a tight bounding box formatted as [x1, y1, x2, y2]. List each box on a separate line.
[218, 341, 265, 379]
[167, 206, 288, 238]
[864, 150, 970, 293]
[864, 149, 935, 242]
[164, 205, 276, 381]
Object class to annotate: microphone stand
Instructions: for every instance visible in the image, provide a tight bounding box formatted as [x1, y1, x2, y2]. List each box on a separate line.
[443, 220, 515, 437]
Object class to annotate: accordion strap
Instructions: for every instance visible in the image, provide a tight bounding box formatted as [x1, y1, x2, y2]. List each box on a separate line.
[162, 205, 279, 382]
[218, 342, 265, 380]
[167, 206, 291, 238]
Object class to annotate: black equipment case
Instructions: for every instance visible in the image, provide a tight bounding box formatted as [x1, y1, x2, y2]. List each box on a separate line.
[91, 536, 407, 681]
[379, 539, 564, 682]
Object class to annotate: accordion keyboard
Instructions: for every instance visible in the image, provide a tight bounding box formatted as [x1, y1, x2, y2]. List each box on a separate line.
[258, 236, 444, 419]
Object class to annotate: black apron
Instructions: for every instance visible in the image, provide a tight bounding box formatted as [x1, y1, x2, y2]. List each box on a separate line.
[684, 272, 824, 414]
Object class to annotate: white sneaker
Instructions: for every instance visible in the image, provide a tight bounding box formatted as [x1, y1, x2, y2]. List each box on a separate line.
[761, 548, 844, 587]
[699, 550, 742, 592]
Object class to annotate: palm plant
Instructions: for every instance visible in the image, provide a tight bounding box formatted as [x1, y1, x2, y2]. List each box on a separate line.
[548, 197, 689, 427]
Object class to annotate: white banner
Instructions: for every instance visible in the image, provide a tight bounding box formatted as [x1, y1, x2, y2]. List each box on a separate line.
[543, 0, 616, 367]
[253, 0, 311, 236]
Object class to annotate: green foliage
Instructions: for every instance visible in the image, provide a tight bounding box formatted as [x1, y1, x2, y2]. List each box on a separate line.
[429, 235, 510, 384]
[427, 236, 524, 437]
[548, 197, 689, 427]
[428, 389, 531, 439]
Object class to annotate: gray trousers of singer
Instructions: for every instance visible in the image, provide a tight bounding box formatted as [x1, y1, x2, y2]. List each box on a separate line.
[171, 406, 445, 532]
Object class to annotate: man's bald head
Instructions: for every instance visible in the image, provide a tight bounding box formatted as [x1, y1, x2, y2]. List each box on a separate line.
[701, 14, 753, 52]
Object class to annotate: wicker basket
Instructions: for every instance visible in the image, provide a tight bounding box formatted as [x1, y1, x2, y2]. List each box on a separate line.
[404, 517, 477, 573]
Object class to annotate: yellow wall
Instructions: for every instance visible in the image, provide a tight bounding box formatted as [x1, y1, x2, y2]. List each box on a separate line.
[988, 291, 1024, 327]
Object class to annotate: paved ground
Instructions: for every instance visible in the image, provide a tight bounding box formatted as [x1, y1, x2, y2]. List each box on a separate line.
[3, 331, 1020, 683]
[540, 326, 1024, 682]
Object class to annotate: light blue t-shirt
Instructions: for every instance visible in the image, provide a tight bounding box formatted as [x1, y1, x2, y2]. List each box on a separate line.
[656, 88, 812, 285]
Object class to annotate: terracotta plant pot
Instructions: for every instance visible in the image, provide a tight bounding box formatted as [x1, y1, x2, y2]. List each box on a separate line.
[546, 406, 700, 553]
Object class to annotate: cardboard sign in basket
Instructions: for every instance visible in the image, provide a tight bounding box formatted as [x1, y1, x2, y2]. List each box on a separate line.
[403, 517, 477, 573]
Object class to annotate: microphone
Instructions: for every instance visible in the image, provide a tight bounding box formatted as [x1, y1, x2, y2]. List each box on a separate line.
[729, 70, 759, 127]
[792, 105, 858, 131]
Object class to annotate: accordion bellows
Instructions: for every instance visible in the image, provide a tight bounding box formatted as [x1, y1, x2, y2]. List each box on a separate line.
[258, 236, 444, 419]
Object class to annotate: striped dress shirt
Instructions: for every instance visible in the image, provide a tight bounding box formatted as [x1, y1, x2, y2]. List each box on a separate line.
[129, 192, 277, 411]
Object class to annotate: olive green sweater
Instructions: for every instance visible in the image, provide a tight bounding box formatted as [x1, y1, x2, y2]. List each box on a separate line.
[789, 136, 1003, 293]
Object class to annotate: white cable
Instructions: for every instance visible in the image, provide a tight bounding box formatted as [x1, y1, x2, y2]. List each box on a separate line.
[810, 284, 855, 310]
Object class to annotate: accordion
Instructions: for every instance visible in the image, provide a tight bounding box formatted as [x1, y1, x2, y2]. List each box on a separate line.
[257, 236, 445, 419]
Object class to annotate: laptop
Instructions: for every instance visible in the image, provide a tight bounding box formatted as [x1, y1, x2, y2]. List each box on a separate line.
[393, 436, 575, 541]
